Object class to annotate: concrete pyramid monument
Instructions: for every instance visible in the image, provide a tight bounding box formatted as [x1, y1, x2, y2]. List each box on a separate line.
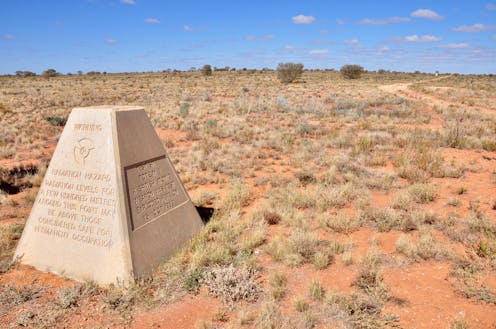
[15, 106, 203, 284]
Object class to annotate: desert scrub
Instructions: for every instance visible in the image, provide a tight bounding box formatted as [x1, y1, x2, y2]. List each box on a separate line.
[267, 184, 317, 210]
[276, 62, 303, 83]
[308, 280, 326, 302]
[408, 183, 438, 203]
[268, 273, 287, 301]
[219, 180, 251, 213]
[0, 221, 24, 272]
[359, 207, 402, 232]
[395, 229, 448, 261]
[319, 212, 360, 234]
[265, 231, 336, 268]
[316, 182, 368, 210]
[393, 146, 446, 182]
[201, 264, 260, 305]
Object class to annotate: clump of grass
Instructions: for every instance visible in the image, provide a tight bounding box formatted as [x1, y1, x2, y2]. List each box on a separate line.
[254, 301, 288, 328]
[268, 273, 287, 301]
[320, 212, 360, 234]
[451, 313, 470, 329]
[294, 297, 309, 312]
[262, 211, 281, 225]
[265, 231, 336, 269]
[309, 280, 325, 302]
[219, 180, 251, 212]
[45, 115, 67, 126]
[395, 230, 447, 261]
[393, 147, 445, 183]
[57, 285, 82, 309]
[359, 207, 401, 232]
[408, 183, 438, 203]
[201, 264, 260, 304]
[184, 268, 203, 294]
[0, 221, 24, 272]
[295, 170, 316, 186]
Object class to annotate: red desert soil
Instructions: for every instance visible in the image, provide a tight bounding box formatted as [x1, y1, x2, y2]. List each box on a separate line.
[383, 262, 496, 329]
[1, 77, 495, 328]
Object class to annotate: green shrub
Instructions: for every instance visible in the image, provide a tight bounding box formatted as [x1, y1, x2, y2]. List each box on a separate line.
[45, 115, 67, 126]
[276, 62, 303, 83]
[202, 64, 212, 76]
[340, 64, 364, 79]
[42, 68, 59, 78]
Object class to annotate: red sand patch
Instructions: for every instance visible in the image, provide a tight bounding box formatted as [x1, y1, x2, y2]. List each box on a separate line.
[384, 261, 496, 329]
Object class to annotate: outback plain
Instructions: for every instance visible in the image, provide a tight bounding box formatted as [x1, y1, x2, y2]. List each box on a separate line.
[0, 70, 495, 328]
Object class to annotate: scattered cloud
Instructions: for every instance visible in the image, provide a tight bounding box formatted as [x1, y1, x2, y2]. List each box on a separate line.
[260, 34, 275, 41]
[182, 25, 207, 31]
[144, 18, 160, 24]
[410, 9, 443, 20]
[344, 38, 359, 44]
[244, 34, 275, 42]
[52, 21, 62, 27]
[452, 23, 496, 32]
[486, 3, 496, 10]
[439, 43, 470, 49]
[105, 39, 118, 45]
[398, 35, 442, 42]
[374, 46, 390, 55]
[358, 16, 410, 25]
[292, 14, 315, 24]
[120, 0, 135, 4]
[336, 19, 345, 25]
[309, 49, 329, 55]
[319, 29, 328, 34]
[1, 34, 16, 41]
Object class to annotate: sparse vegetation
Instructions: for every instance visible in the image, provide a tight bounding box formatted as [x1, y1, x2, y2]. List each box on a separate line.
[276, 62, 304, 83]
[0, 70, 495, 328]
[340, 64, 364, 79]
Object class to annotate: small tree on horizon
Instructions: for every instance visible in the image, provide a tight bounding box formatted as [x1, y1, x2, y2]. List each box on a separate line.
[42, 68, 59, 78]
[340, 64, 364, 79]
[276, 62, 304, 83]
[202, 64, 212, 76]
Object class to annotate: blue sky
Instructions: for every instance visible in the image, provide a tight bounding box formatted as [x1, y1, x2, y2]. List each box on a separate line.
[1, 0, 495, 74]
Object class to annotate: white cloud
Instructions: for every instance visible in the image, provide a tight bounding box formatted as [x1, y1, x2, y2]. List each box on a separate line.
[182, 25, 207, 31]
[120, 0, 135, 4]
[344, 38, 359, 44]
[399, 35, 441, 42]
[244, 34, 275, 42]
[259, 34, 275, 41]
[319, 29, 329, 34]
[439, 43, 469, 49]
[292, 14, 315, 24]
[358, 17, 410, 25]
[336, 19, 345, 25]
[309, 49, 329, 55]
[486, 3, 496, 10]
[375, 46, 390, 55]
[1, 34, 16, 40]
[410, 9, 443, 20]
[452, 23, 496, 32]
[144, 18, 160, 24]
[105, 39, 118, 45]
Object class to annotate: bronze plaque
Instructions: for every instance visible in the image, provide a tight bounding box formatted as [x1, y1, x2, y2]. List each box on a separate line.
[124, 155, 188, 230]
